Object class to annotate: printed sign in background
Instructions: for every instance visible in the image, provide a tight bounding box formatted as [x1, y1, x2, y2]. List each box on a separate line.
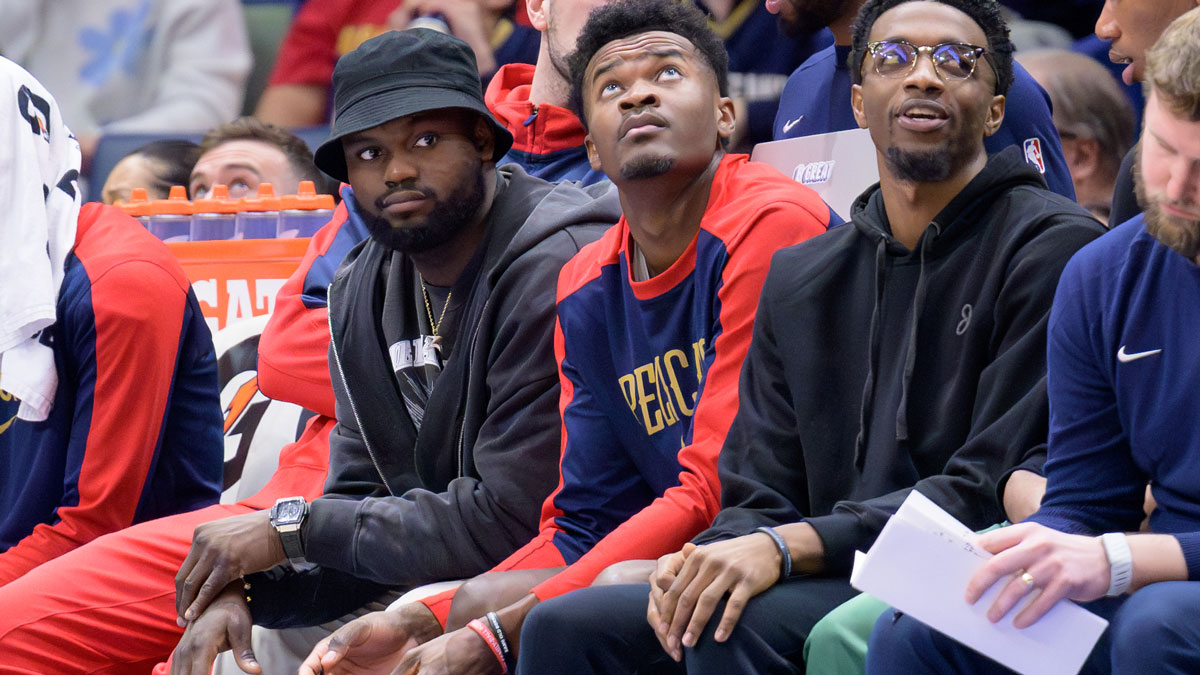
[168, 238, 309, 333]
[750, 127, 880, 221]
[167, 239, 313, 503]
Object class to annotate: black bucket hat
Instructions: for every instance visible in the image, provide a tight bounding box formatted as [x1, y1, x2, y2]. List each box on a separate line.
[313, 28, 514, 182]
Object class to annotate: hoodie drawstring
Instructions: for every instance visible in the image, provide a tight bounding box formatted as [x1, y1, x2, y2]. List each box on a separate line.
[852, 222, 941, 470]
[895, 222, 940, 445]
[853, 234, 889, 470]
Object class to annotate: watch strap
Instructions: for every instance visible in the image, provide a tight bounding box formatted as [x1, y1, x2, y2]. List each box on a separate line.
[270, 497, 308, 561]
[279, 525, 305, 560]
[1101, 532, 1133, 597]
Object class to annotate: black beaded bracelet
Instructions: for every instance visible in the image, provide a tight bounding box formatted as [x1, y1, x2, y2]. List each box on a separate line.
[754, 526, 792, 581]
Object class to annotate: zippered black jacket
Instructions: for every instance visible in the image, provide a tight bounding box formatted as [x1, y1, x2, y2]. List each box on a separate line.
[695, 148, 1105, 573]
[248, 166, 618, 625]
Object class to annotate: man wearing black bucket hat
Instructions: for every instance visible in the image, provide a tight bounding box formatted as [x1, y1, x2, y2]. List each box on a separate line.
[164, 28, 618, 674]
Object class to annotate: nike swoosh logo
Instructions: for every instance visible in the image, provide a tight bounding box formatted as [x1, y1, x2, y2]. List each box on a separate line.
[1117, 346, 1162, 363]
[781, 115, 805, 134]
[0, 414, 16, 435]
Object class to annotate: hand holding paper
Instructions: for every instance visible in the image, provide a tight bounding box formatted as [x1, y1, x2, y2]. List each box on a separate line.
[966, 522, 1112, 628]
[849, 491, 1108, 675]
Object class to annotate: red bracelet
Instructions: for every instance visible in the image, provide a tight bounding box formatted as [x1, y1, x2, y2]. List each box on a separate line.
[466, 618, 509, 674]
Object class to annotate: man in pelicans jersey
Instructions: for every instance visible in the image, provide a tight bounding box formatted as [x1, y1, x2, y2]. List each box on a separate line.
[299, 2, 837, 673]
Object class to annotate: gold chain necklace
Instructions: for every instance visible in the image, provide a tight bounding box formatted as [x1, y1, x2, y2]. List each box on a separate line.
[420, 277, 452, 337]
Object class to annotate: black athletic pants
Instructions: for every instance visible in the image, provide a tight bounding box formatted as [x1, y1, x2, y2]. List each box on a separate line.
[517, 577, 859, 674]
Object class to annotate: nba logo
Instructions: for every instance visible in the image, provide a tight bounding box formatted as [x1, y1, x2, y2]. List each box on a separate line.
[1023, 138, 1045, 174]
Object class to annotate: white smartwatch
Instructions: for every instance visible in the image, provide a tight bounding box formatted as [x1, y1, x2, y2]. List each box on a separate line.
[1100, 532, 1133, 597]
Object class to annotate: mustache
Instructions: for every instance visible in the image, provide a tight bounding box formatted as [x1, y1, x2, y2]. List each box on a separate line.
[374, 183, 436, 211]
[1163, 198, 1200, 213]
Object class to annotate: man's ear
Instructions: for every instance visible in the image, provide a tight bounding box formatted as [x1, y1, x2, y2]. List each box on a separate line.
[474, 117, 496, 161]
[527, 0, 548, 32]
[716, 95, 736, 142]
[850, 83, 868, 129]
[983, 94, 1005, 138]
[1063, 136, 1101, 181]
[584, 133, 602, 171]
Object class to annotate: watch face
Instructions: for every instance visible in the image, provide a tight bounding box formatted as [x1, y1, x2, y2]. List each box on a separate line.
[276, 501, 304, 524]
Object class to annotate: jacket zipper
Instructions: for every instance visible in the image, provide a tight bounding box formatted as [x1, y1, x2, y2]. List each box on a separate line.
[327, 282, 397, 496]
[457, 295, 491, 478]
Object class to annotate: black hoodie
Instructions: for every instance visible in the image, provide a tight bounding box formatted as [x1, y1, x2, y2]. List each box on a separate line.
[247, 166, 619, 625]
[695, 148, 1104, 573]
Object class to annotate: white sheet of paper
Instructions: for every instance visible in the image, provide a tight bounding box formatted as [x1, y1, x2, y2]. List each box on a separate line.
[850, 491, 1109, 675]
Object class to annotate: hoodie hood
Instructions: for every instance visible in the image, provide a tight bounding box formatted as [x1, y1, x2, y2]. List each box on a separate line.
[498, 174, 618, 277]
[850, 146, 1051, 253]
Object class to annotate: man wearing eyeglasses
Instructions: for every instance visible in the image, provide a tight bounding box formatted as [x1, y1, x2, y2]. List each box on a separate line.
[868, 8, 1200, 673]
[764, 0, 1076, 200]
[513, 1, 1104, 673]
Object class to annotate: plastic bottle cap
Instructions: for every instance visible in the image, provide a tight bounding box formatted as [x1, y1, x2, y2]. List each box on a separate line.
[114, 187, 153, 217]
[149, 184, 193, 216]
[192, 184, 241, 214]
[280, 181, 336, 211]
[240, 183, 282, 212]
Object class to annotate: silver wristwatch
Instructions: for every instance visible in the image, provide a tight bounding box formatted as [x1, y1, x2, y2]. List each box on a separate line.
[269, 496, 308, 562]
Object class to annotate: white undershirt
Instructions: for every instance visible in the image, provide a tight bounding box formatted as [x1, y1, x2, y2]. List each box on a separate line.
[631, 241, 652, 282]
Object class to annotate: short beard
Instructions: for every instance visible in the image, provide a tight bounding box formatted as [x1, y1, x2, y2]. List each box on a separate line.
[884, 147, 952, 183]
[620, 156, 674, 180]
[365, 171, 487, 254]
[1135, 147, 1200, 261]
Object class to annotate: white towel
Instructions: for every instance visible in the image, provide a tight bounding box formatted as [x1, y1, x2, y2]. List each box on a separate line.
[0, 57, 81, 422]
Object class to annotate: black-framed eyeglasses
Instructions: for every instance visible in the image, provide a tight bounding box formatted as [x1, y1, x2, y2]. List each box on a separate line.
[865, 39, 988, 81]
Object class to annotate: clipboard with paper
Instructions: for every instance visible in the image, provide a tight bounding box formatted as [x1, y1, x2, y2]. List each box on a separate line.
[850, 491, 1108, 675]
